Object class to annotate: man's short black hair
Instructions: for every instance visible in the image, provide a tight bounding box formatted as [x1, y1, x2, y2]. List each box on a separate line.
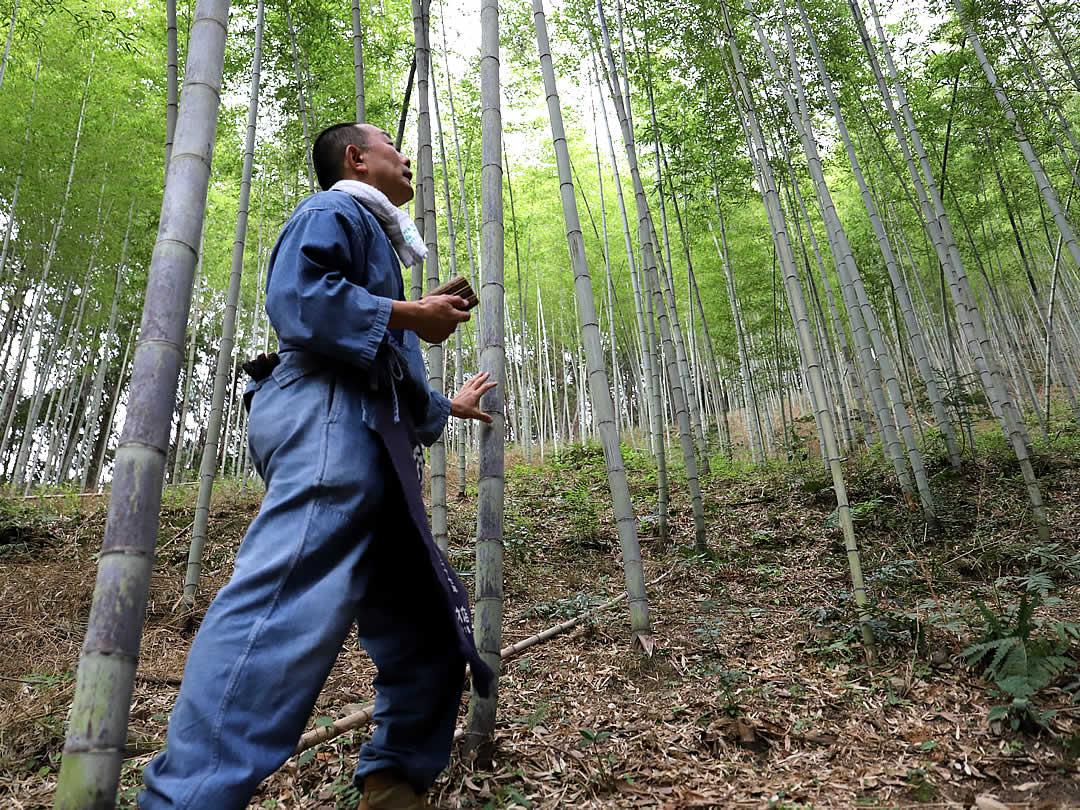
[312, 123, 370, 191]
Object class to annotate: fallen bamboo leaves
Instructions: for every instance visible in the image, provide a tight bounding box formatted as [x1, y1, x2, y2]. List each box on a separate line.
[293, 563, 680, 755]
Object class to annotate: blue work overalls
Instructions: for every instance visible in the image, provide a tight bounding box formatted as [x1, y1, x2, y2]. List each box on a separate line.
[140, 192, 465, 809]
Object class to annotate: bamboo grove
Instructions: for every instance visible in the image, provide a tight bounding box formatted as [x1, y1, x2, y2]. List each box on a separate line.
[0, 0, 1077, 803]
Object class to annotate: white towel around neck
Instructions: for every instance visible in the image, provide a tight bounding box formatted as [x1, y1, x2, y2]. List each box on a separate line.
[331, 179, 427, 268]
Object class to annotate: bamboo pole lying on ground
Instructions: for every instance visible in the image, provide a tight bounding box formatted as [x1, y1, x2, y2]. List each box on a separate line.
[294, 705, 375, 753]
[292, 563, 679, 755]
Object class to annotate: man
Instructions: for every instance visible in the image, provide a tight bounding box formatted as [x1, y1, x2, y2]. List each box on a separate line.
[139, 123, 495, 810]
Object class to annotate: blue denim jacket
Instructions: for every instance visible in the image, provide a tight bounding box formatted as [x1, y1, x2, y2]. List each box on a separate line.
[264, 190, 451, 445]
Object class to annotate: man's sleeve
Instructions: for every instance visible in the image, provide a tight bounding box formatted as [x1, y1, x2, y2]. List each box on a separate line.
[266, 207, 392, 368]
[415, 390, 452, 447]
[403, 330, 452, 446]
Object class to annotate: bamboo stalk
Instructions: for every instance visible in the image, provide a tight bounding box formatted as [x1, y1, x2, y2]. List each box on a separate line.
[464, 0, 506, 751]
[184, 0, 264, 606]
[0, 0, 17, 92]
[55, 1, 232, 801]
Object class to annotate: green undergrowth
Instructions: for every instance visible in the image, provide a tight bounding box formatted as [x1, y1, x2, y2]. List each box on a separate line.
[0, 498, 60, 557]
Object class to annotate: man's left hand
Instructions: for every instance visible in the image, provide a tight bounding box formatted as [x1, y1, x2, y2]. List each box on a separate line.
[451, 372, 497, 423]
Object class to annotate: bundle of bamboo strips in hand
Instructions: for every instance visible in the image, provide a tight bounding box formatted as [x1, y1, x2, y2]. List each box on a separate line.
[424, 275, 478, 310]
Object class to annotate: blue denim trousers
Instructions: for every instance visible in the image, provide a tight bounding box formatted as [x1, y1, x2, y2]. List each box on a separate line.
[139, 354, 465, 809]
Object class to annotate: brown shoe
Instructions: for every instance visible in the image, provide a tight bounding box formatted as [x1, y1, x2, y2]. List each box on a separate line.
[357, 770, 433, 810]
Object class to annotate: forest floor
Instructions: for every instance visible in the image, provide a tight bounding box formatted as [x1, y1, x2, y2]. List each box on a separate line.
[1, 421, 1079, 809]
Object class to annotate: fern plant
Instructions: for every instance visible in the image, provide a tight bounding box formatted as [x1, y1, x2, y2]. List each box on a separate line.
[963, 592, 1079, 730]
[1023, 543, 1080, 582]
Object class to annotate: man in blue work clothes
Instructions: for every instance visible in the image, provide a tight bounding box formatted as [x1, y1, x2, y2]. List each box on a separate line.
[140, 123, 496, 810]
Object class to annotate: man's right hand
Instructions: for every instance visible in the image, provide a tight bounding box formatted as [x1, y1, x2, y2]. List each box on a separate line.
[389, 295, 470, 344]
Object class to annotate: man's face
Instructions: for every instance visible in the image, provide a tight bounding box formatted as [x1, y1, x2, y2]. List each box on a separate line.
[350, 125, 413, 207]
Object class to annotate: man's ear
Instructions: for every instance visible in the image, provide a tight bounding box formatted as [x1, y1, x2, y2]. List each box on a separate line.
[347, 144, 366, 174]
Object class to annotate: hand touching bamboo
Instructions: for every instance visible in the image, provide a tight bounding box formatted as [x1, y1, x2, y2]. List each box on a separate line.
[450, 372, 496, 423]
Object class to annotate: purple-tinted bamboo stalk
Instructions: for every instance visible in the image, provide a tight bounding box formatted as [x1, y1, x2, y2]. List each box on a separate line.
[55, 1, 231, 805]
